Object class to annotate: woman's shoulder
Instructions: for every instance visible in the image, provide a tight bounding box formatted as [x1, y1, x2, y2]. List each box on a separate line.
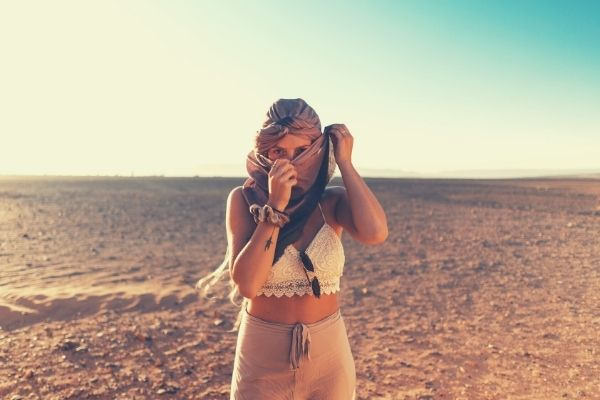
[321, 186, 346, 235]
[227, 186, 246, 208]
[226, 186, 252, 223]
[322, 185, 347, 210]
[229, 185, 244, 197]
[323, 185, 345, 200]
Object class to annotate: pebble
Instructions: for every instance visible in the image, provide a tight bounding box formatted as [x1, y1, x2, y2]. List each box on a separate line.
[57, 340, 79, 351]
[157, 383, 181, 394]
[75, 345, 88, 353]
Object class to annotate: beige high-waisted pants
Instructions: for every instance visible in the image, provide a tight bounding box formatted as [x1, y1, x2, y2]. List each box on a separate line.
[230, 305, 356, 400]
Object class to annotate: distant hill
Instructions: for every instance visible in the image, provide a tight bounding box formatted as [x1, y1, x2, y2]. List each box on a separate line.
[421, 169, 600, 179]
[190, 164, 600, 179]
[2, 167, 599, 180]
[337, 168, 600, 179]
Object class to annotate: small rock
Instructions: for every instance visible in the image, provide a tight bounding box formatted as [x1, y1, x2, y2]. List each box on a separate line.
[75, 345, 88, 353]
[164, 384, 180, 394]
[425, 380, 436, 389]
[134, 331, 153, 342]
[156, 383, 181, 394]
[57, 340, 79, 351]
[105, 362, 121, 370]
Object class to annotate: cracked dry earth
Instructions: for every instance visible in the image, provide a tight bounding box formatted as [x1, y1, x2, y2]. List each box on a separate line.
[0, 176, 599, 399]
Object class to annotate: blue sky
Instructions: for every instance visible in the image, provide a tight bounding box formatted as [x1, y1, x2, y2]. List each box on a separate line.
[1, 0, 598, 176]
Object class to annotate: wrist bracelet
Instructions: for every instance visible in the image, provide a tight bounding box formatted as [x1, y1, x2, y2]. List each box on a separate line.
[249, 204, 290, 227]
[269, 204, 288, 216]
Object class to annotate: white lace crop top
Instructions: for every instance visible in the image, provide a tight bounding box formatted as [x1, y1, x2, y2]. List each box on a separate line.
[255, 203, 345, 297]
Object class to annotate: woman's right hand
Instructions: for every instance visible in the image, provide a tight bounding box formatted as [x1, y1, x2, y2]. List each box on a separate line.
[267, 159, 297, 210]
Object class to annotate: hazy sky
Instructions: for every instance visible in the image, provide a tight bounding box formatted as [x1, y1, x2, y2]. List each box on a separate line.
[1, 0, 599, 176]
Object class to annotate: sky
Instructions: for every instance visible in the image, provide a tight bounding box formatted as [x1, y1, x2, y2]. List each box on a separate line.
[1, 0, 599, 177]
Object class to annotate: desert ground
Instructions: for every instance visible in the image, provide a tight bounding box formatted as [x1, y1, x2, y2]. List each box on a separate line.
[0, 176, 599, 399]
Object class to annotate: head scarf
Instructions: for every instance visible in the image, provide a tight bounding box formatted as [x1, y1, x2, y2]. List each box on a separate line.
[242, 98, 336, 264]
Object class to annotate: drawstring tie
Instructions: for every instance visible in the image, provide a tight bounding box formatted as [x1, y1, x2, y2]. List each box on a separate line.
[290, 322, 311, 370]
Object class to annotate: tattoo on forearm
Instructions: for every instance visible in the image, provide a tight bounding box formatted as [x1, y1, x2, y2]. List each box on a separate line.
[264, 225, 275, 251]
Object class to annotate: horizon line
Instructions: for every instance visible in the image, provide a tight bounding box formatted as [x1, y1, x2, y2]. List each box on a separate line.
[1, 167, 600, 180]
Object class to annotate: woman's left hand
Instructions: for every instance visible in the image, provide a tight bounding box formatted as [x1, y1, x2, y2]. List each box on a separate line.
[325, 124, 353, 164]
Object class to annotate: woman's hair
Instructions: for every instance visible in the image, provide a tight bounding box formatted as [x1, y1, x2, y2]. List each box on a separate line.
[195, 244, 249, 333]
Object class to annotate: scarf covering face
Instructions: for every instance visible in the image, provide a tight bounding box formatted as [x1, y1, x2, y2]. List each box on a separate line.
[242, 98, 336, 265]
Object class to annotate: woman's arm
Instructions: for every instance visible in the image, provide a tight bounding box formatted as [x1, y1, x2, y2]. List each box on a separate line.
[229, 159, 298, 298]
[226, 186, 281, 299]
[326, 124, 388, 245]
[333, 160, 388, 244]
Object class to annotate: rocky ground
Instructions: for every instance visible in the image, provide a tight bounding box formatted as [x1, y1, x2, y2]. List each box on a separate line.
[0, 176, 599, 399]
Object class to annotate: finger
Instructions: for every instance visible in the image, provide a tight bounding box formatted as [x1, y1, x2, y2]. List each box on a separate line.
[287, 167, 298, 178]
[278, 163, 295, 174]
[330, 130, 342, 140]
[273, 158, 290, 168]
[280, 170, 296, 182]
[286, 174, 298, 185]
[330, 130, 338, 143]
[270, 160, 292, 174]
[272, 167, 287, 178]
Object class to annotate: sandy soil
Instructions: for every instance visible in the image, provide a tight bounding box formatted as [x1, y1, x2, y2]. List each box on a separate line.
[0, 176, 599, 399]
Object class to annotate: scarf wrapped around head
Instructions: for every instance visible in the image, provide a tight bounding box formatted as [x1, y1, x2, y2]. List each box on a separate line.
[242, 98, 336, 264]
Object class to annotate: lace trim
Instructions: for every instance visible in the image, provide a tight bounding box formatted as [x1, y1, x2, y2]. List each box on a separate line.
[256, 280, 341, 298]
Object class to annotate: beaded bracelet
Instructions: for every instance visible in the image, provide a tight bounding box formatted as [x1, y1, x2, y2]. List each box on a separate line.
[249, 204, 290, 228]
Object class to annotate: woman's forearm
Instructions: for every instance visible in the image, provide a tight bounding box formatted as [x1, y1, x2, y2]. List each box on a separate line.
[337, 160, 388, 240]
[231, 220, 280, 298]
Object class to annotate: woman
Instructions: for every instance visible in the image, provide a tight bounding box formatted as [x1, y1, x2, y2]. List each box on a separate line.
[196, 98, 388, 399]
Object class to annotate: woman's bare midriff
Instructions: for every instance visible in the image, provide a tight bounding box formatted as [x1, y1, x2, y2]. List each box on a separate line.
[247, 292, 339, 324]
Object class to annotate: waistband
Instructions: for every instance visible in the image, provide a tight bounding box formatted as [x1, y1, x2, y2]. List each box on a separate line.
[242, 305, 342, 370]
[242, 305, 341, 334]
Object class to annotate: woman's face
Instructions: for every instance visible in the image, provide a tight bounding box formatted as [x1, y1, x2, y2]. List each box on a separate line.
[266, 134, 312, 162]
